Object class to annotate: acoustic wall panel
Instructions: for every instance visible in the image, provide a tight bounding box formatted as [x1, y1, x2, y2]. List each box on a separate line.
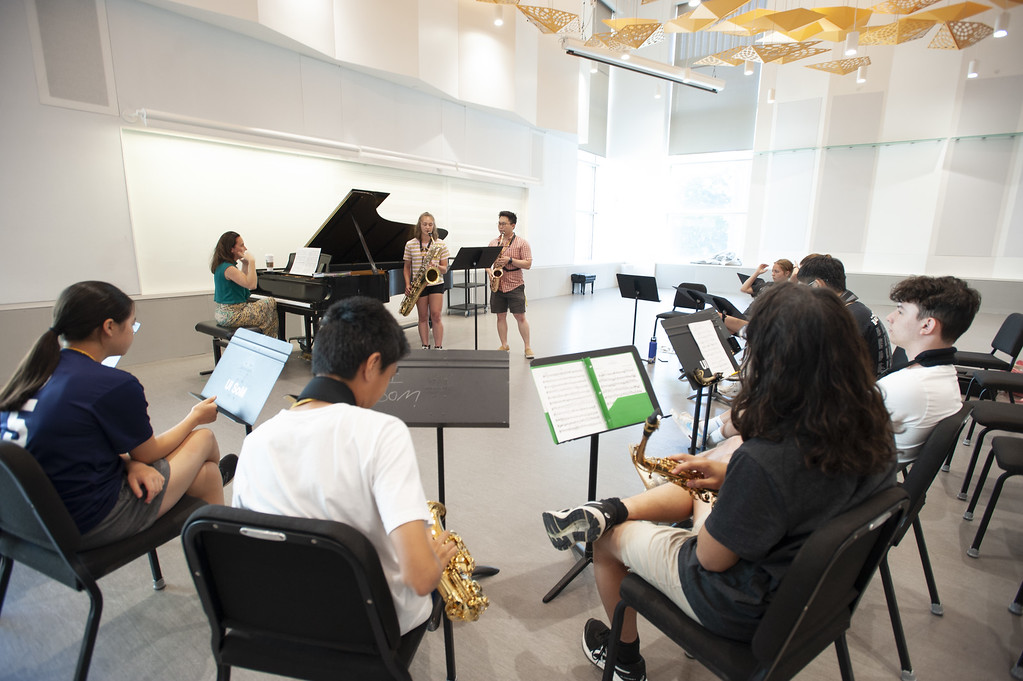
[957, 75, 1023, 138]
[826, 91, 884, 147]
[772, 98, 821, 150]
[28, 0, 115, 113]
[812, 146, 877, 253]
[761, 150, 815, 255]
[935, 136, 1014, 257]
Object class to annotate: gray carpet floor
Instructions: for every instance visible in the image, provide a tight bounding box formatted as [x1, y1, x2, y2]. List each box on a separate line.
[1, 288, 1020, 681]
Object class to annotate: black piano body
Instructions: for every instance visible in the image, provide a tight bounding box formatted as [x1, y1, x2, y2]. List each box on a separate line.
[254, 189, 420, 347]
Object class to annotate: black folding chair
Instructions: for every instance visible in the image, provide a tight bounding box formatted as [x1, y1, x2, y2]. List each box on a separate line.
[0, 441, 204, 681]
[954, 312, 1023, 373]
[182, 504, 448, 681]
[652, 283, 707, 341]
[602, 486, 909, 681]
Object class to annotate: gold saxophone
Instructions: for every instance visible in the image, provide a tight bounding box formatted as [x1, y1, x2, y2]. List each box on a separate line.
[427, 500, 489, 622]
[489, 236, 509, 293]
[629, 413, 718, 504]
[400, 244, 443, 316]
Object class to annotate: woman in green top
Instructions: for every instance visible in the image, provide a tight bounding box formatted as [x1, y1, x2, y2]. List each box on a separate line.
[210, 231, 278, 338]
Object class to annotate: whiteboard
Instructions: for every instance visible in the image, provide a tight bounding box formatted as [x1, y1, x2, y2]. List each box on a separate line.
[121, 128, 525, 295]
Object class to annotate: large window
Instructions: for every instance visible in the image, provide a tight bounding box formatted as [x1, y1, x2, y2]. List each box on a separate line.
[665, 151, 753, 261]
[575, 151, 599, 262]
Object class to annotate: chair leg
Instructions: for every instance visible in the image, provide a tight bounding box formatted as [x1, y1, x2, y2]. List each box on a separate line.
[967, 472, 1013, 558]
[961, 415, 978, 447]
[834, 634, 856, 681]
[880, 558, 917, 681]
[1010, 580, 1023, 616]
[216, 664, 231, 681]
[0, 555, 13, 618]
[957, 429, 990, 500]
[964, 449, 998, 520]
[1013, 650, 1023, 681]
[603, 600, 630, 681]
[148, 550, 166, 591]
[910, 518, 943, 615]
[74, 583, 104, 681]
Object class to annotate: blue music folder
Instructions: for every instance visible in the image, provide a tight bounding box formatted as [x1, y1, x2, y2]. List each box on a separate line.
[191, 328, 292, 427]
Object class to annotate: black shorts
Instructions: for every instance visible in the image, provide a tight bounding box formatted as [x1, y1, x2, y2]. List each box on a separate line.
[423, 282, 445, 296]
[491, 285, 526, 314]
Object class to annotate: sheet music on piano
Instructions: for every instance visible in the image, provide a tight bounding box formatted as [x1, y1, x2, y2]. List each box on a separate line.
[289, 247, 321, 277]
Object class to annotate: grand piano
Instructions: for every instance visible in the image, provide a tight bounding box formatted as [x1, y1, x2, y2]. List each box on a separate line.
[255, 189, 442, 348]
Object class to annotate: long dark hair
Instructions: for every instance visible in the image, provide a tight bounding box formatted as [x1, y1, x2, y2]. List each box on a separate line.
[210, 231, 240, 273]
[0, 282, 134, 412]
[731, 283, 895, 476]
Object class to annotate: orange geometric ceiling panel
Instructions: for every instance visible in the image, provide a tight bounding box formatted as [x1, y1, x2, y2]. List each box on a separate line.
[913, 2, 992, 22]
[605, 21, 665, 49]
[693, 46, 746, 66]
[859, 18, 937, 44]
[870, 0, 942, 13]
[735, 40, 825, 63]
[805, 55, 872, 75]
[815, 6, 875, 31]
[928, 20, 994, 48]
[764, 8, 827, 32]
[516, 5, 579, 34]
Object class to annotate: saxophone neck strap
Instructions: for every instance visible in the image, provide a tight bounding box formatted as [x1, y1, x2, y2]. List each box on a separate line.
[883, 346, 957, 377]
[293, 376, 358, 407]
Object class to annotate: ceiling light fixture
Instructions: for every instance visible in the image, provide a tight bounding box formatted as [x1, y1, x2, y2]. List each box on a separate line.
[767, 87, 776, 103]
[561, 38, 725, 93]
[994, 12, 1009, 38]
[844, 31, 860, 56]
[967, 59, 979, 78]
[856, 65, 867, 83]
[744, 60, 755, 76]
[494, 5, 504, 27]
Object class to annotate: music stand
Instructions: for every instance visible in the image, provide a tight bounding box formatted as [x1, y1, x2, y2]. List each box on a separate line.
[372, 348, 508, 681]
[530, 346, 661, 603]
[660, 310, 738, 453]
[616, 274, 660, 346]
[449, 246, 503, 350]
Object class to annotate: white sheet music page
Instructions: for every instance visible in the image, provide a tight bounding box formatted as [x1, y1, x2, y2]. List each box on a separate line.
[532, 362, 606, 443]
[588, 353, 645, 410]
[690, 319, 734, 377]
[290, 247, 321, 276]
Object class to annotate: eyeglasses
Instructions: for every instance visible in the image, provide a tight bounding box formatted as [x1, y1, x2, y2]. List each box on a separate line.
[498, 222, 512, 227]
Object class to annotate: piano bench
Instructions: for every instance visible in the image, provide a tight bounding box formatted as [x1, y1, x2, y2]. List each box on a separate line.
[571, 273, 596, 294]
[195, 321, 260, 375]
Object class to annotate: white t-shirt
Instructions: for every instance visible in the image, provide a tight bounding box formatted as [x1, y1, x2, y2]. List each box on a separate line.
[233, 403, 433, 634]
[878, 363, 961, 464]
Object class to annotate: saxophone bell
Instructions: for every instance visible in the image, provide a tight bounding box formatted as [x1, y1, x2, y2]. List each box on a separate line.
[427, 500, 489, 622]
[629, 413, 719, 504]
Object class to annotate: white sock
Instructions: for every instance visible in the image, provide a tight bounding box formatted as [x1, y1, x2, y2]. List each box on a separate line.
[708, 427, 727, 445]
[708, 415, 724, 432]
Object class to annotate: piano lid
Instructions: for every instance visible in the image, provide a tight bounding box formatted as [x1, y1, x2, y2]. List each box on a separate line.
[306, 189, 412, 271]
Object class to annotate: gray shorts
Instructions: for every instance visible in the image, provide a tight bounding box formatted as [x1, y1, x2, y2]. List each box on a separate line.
[80, 459, 170, 550]
[491, 285, 526, 314]
[616, 520, 703, 624]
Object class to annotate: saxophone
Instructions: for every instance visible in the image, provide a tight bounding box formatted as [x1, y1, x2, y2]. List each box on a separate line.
[629, 413, 718, 504]
[489, 236, 509, 293]
[400, 244, 443, 316]
[427, 500, 489, 622]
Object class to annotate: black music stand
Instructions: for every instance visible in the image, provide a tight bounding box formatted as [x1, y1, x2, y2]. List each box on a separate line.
[530, 346, 661, 603]
[449, 246, 502, 350]
[616, 274, 660, 346]
[372, 349, 509, 681]
[660, 310, 738, 453]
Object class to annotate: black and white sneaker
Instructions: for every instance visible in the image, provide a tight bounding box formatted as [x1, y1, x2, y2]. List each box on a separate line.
[542, 502, 608, 550]
[581, 618, 647, 681]
[219, 453, 238, 486]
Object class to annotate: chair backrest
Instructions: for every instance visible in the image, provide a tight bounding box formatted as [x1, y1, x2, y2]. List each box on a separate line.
[750, 486, 909, 681]
[673, 283, 707, 311]
[181, 505, 412, 680]
[992, 312, 1023, 363]
[895, 405, 972, 546]
[0, 442, 85, 589]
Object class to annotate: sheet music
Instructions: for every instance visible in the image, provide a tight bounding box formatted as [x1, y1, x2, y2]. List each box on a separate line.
[532, 362, 607, 443]
[690, 319, 735, 377]
[589, 353, 645, 410]
[290, 247, 321, 276]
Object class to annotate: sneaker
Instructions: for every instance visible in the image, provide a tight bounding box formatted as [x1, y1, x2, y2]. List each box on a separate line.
[671, 410, 703, 441]
[421, 345, 430, 350]
[434, 346, 443, 350]
[498, 344, 510, 351]
[219, 453, 239, 486]
[582, 619, 647, 681]
[524, 347, 535, 359]
[542, 502, 607, 550]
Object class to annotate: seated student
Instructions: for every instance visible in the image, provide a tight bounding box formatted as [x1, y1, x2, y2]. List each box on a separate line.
[0, 281, 230, 549]
[210, 230, 278, 338]
[880, 275, 980, 465]
[542, 284, 897, 681]
[739, 259, 793, 298]
[231, 296, 457, 635]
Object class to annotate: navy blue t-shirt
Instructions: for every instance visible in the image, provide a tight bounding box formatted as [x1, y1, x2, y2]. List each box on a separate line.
[0, 349, 154, 533]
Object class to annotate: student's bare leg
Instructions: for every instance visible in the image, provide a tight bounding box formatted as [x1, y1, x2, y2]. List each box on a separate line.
[429, 293, 444, 347]
[512, 312, 530, 347]
[416, 297, 431, 346]
[157, 429, 223, 515]
[497, 313, 509, 347]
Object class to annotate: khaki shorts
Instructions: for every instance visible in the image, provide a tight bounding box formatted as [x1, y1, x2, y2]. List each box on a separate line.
[80, 459, 170, 550]
[616, 520, 703, 624]
[491, 285, 526, 314]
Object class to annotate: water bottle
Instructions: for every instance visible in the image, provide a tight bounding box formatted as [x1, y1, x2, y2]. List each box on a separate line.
[647, 336, 657, 364]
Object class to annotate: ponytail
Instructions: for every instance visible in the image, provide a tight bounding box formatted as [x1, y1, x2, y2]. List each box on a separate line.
[0, 281, 134, 412]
